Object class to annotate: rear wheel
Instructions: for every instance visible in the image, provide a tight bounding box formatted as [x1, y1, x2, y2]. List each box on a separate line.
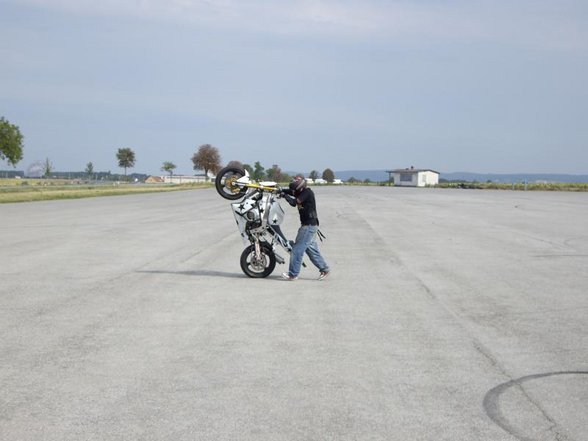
[240, 243, 276, 278]
[215, 166, 248, 200]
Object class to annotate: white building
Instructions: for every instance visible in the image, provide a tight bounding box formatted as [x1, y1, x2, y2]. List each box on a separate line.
[307, 177, 341, 185]
[388, 167, 440, 187]
[161, 171, 215, 184]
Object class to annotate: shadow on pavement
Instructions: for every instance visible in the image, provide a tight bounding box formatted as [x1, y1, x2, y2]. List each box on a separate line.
[137, 269, 246, 279]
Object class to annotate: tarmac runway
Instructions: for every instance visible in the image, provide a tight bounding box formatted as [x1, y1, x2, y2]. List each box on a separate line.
[1, 186, 587, 441]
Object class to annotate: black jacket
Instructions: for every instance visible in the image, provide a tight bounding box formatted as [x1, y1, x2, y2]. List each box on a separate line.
[282, 187, 319, 226]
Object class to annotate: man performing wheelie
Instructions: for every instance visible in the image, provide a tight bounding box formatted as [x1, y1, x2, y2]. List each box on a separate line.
[280, 175, 331, 281]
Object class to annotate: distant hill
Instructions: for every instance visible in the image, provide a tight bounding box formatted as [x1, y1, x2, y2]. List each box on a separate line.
[329, 170, 588, 184]
[440, 172, 588, 184]
[332, 170, 391, 182]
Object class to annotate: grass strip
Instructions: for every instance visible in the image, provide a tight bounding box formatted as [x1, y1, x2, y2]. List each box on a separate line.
[0, 183, 212, 203]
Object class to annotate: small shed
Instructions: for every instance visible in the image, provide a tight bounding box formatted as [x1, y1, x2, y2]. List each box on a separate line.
[387, 167, 440, 187]
[145, 176, 165, 183]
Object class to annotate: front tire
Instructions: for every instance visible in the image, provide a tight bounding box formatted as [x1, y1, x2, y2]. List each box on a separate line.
[240, 244, 276, 278]
[215, 166, 248, 200]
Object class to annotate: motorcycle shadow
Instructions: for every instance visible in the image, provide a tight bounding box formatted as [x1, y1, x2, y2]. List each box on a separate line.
[137, 269, 246, 279]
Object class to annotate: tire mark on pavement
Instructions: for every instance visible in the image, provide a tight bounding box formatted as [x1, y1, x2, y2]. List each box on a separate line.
[483, 371, 588, 441]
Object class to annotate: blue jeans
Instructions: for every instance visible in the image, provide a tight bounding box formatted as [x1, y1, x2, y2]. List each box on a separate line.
[289, 225, 330, 277]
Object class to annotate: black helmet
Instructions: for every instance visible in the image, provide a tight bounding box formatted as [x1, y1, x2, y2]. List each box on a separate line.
[289, 175, 307, 193]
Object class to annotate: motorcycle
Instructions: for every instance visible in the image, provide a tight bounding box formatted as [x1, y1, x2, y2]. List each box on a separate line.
[214, 166, 301, 278]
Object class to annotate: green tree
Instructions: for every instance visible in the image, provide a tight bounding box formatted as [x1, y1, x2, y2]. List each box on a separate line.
[0, 117, 24, 167]
[252, 161, 265, 181]
[192, 144, 221, 180]
[85, 161, 94, 180]
[43, 157, 53, 178]
[116, 147, 136, 178]
[266, 164, 283, 182]
[161, 161, 176, 178]
[309, 170, 319, 180]
[322, 168, 335, 183]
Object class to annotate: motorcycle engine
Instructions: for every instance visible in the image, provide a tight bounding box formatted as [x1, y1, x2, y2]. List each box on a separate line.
[245, 209, 262, 230]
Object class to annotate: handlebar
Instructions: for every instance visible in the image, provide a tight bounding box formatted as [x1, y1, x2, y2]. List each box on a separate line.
[242, 182, 282, 193]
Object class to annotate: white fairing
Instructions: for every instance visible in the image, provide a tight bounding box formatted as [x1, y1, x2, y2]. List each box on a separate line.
[231, 193, 285, 245]
[268, 198, 285, 226]
[235, 169, 251, 183]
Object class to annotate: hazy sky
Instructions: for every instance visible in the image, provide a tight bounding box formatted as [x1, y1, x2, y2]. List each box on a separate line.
[1, 0, 587, 176]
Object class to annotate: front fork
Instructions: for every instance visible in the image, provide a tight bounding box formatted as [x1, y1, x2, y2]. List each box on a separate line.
[254, 238, 262, 261]
[252, 233, 285, 265]
[250, 231, 299, 267]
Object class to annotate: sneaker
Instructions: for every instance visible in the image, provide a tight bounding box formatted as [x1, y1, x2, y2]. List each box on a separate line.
[281, 272, 298, 281]
[318, 271, 330, 280]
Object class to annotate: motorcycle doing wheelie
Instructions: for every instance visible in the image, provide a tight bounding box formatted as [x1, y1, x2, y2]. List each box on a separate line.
[214, 166, 304, 278]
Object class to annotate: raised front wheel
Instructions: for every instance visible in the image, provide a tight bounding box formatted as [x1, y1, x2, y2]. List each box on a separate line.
[215, 166, 248, 200]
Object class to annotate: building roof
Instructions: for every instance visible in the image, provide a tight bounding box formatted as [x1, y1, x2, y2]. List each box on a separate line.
[145, 176, 165, 183]
[386, 168, 440, 174]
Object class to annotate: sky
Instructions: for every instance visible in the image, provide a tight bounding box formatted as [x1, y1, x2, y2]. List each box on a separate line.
[1, 0, 587, 176]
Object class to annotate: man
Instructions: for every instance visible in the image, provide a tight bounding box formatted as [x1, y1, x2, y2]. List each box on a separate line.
[280, 175, 330, 281]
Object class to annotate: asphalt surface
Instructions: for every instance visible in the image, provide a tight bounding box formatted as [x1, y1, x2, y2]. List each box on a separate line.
[1, 186, 587, 441]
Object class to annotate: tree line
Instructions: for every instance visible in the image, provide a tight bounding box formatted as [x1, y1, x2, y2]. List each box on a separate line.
[189, 144, 337, 183]
[1, 116, 337, 182]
